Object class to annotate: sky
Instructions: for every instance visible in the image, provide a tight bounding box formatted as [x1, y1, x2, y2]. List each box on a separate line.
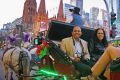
[0, 0, 108, 29]
[0, 0, 25, 29]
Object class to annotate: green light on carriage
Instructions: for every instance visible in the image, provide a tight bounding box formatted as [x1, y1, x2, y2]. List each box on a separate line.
[34, 38, 39, 45]
[63, 75, 68, 80]
[34, 77, 41, 80]
[36, 69, 68, 80]
[40, 70, 58, 76]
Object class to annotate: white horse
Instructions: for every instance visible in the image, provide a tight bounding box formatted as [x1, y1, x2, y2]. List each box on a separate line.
[2, 46, 30, 80]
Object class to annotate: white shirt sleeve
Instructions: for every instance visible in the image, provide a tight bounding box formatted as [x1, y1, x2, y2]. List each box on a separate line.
[65, 15, 73, 23]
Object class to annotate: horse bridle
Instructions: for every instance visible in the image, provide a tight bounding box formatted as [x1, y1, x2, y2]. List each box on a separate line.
[18, 49, 30, 77]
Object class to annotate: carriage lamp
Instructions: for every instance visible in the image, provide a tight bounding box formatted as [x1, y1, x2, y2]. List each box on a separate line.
[35, 69, 68, 80]
[63, 75, 67, 80]
[34, 37, 40, 45]
[37, 69, 58, 76]
[34, 77, 41, 80]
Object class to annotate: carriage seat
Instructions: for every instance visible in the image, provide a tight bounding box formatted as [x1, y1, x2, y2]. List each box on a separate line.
[47, 20, 95, 43]
[52, 40, 61, 47]
[45, 20, 95, 78]
[110, 57, 120, 80]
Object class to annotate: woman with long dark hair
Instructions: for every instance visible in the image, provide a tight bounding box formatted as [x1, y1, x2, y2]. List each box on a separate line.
[88, 28, 108, 80]
[88, 28, 108, 62]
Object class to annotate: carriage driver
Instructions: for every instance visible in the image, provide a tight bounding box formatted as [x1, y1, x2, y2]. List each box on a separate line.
[7, 29, 19, 48]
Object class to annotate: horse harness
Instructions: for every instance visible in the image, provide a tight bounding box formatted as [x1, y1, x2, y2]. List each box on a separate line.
[2, 47, 15, 61]
[18, 49, 29, 76]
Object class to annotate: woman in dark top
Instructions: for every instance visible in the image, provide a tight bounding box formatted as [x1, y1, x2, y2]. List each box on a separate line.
[88, 28, 108, 62]
[88, 28, 108, 80]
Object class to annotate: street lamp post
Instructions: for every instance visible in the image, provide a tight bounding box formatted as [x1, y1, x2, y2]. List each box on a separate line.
[104, 0, 111, 40]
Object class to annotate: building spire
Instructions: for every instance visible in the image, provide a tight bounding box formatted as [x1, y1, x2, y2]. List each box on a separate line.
[57, 0, 65, 21]
[22, 0, 37, 25]
[38, 0, 46, 16]
[33, 0, 48, 36]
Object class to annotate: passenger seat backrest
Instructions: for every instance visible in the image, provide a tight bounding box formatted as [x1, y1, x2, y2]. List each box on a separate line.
[47, 20, 95, 43]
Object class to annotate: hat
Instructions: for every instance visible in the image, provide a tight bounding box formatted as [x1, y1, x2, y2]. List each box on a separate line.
[69, 7, 80, 15]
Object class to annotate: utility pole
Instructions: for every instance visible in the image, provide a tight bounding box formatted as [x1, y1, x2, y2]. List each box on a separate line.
[111, 0, 114, 13]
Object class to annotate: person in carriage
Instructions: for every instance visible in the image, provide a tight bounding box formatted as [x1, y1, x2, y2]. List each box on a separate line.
[60, 26, 92, 79]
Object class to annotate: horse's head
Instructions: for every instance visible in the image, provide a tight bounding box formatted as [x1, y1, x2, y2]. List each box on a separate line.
[18, 47, 30, 79]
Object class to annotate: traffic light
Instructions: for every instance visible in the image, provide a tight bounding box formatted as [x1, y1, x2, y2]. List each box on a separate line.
[110, 13, 117, 38]
[111, 13, 116, 26]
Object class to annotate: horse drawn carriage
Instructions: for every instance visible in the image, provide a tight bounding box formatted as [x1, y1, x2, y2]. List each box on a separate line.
[2, 20, 120, 80]
[32, 20, 95, 80]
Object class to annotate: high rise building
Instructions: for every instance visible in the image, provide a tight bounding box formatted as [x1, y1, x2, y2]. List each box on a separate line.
[64, 3, 75, 22]
[90, 7, 99, 29]
[116, 0, 120, 36]
[117, 0, 120, 24]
